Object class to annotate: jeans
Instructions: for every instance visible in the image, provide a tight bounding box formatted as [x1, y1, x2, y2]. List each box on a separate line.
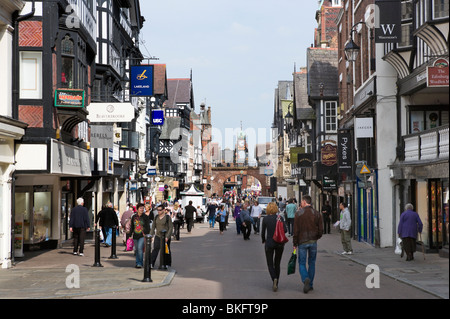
[104, 227, 113, 246]
[134, 237, 145, 267]
[298, 242, 318, 287]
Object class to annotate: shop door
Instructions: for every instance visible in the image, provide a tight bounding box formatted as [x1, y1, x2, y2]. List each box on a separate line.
[429, 180, 443, 249]
[61, 193, 74, 241]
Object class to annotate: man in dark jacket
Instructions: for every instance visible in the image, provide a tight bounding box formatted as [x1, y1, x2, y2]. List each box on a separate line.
[96, 202, 119, 247]
[293, 195, 323, 294]
[240, 201, 253, 240]
[69, 198, 90, 256]
[184, 201, 197, 233]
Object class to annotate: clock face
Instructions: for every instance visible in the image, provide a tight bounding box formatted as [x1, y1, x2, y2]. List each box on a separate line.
[238, 140, 244, 147]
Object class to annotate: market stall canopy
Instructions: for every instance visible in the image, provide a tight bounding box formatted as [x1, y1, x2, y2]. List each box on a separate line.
[180, 184, 204, 196]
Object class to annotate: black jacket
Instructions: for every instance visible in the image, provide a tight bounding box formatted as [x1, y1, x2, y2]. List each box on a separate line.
[261, 214, 288, 247]
[69, 205, 90, 229]
[184, 205, 197, 219]
[96, 207, 119, 228]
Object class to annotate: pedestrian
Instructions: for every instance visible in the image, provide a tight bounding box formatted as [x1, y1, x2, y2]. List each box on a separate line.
[251, 200, 262, 235]
[285, 198, 297, 236]
[130, 203, 150, 268]
[120, 204, 134, 247]
[172, 202, 183, 240]
[261, 202, 287, 291]
[69, 198, 90, 256]
[151, 205, 173, 269]
[240, 201, 253, 240]
[233, 201, 242, 235]
[293, 195, 323, 294]
[96, 202, 119, 247]
[398, 203, 423, 261]
[184, 200, 197, 233]
[339, 202, 353, 255]
[321, 200, 332, 234]
[206, 201, 218, 228]
[217, 205, 227, 235]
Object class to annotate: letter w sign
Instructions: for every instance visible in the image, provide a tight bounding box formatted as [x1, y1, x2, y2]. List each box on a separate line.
[374, 0, 401, 43]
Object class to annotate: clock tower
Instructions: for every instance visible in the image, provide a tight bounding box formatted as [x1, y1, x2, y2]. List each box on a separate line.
[235, 124, 248, 166]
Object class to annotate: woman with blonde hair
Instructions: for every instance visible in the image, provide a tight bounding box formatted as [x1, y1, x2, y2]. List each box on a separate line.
[261, 201, 288, 291]
[172, 202, 183, 240]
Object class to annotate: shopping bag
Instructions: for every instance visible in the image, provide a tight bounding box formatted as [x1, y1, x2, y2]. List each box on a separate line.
[287, 248, 297, 275]
[126, 237, 134, 251]
[394, 238, 402, 255]
[273, 216, 288, 244]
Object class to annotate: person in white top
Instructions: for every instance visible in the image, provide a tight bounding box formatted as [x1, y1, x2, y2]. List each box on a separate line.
[251, 200, 263, 235]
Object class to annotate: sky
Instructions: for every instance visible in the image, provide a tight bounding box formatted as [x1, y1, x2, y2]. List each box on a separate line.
[139, 0, 320, 154]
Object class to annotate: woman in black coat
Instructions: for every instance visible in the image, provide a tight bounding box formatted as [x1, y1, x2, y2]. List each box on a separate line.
[261, 202, 288, 292]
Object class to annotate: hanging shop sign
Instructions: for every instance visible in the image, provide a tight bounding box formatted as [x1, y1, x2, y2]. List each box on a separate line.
[130, 65, 154, 97]
[321, 144, 337, 167]
[374, 0, 401, 43]
[54, 89, 85, 108]
[87, 103, 134, 123]
[90, 125, 114, 149]
[355, 117, 374, 138]
[151, 109, 165, 125]
[427, 58, 449, 88]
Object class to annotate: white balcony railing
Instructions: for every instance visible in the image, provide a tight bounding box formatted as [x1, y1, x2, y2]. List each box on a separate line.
[403, 125, 449, 162]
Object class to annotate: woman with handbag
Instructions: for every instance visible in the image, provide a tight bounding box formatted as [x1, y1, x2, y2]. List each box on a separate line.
[261, 202, 288, 292]
[217, 205, 227, 235]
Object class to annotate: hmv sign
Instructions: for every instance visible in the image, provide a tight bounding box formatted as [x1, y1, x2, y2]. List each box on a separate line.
[152, 110, 164, 126]
[374, 0, 401, 43]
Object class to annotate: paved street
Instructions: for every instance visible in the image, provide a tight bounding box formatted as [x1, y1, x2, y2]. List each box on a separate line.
[2, 218, 445, 300]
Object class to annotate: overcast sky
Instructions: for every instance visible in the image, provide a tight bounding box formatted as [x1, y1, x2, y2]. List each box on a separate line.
[139, 0, 319, 153]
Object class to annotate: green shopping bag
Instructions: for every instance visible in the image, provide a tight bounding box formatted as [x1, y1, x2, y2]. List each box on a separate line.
[287, 248, 297, 275]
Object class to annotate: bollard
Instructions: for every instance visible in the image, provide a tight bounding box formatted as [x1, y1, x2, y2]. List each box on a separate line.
[92, 228, 103, 267]
[142, 234, 153, 282]
[109, 226, 118, 259]
[159, 229, 167, 270]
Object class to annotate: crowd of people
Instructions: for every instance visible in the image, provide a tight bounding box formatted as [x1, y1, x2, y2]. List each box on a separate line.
[68, 193, 423, 294]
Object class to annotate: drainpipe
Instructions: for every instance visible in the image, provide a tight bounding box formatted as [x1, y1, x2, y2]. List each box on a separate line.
[11, 1, 35, 264]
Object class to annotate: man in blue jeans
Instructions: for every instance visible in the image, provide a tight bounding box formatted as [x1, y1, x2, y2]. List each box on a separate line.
[293, 195, 323, 294]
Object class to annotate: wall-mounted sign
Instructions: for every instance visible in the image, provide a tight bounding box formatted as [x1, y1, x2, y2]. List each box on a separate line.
[151, 109, 164, 125]
[130, 65, 154, 96]
[54, 89, 85, 108]
[427, 58, 449, 88]
[87, 103, 134, 123]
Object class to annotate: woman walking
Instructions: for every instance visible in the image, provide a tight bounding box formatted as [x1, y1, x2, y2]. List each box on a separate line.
[172, 202, 183, 240]
[130, 203, 150, 268]
[217, 205, 227, 235]
[261, 202, 288, 291]
[150, 205, 173, 269]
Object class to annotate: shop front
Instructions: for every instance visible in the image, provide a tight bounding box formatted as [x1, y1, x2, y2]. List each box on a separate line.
[14, 139, 91, 256]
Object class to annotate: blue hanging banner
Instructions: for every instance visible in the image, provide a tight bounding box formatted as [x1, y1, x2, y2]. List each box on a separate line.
[130, 65, 154, 96]
[151, 109, 164, 125]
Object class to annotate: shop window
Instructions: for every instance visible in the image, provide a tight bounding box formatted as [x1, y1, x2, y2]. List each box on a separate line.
[409, 108, 449, 134]
[19, 51, 42, 99]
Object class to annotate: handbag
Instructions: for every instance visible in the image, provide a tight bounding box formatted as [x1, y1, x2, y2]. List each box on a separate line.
[126, 237, 134, 251]
[394, 238, 402, 255]
[273, 215, 288, 244]
[287, 248, 297, 275]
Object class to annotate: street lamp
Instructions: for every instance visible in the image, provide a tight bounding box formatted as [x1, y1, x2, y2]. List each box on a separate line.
[344, 22, 366, 62]
[284, 105, 294, 133]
